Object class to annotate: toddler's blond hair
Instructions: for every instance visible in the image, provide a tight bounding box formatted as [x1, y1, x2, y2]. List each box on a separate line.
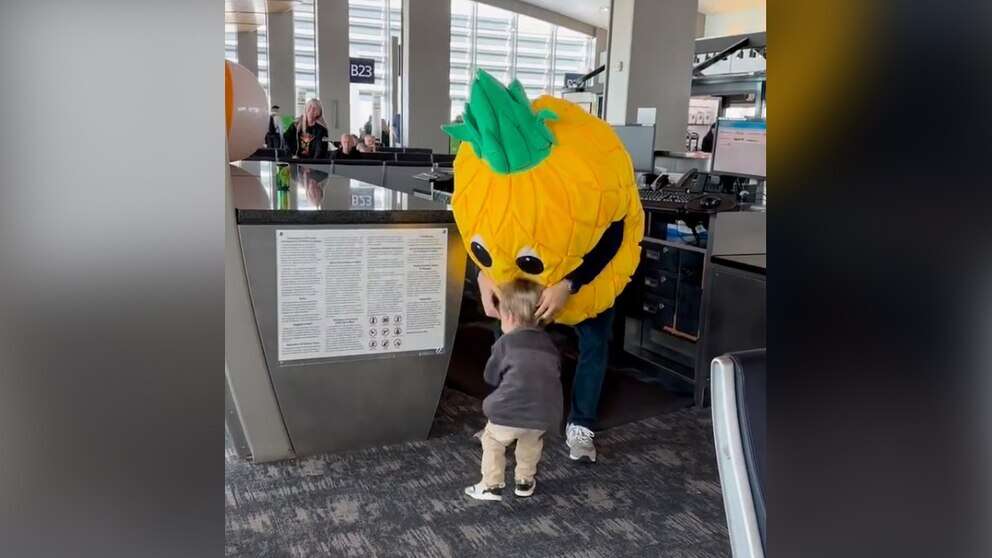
[496, 279, 544, 326]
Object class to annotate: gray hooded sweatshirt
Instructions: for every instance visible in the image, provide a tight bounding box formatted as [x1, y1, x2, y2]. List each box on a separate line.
[482, 328, 563, 432]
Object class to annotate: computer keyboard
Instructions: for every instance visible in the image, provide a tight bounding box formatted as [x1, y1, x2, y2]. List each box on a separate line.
[639, 188, 693, 206]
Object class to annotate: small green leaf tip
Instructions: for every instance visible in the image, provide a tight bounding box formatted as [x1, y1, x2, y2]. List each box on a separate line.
[440, 68, 557, 174]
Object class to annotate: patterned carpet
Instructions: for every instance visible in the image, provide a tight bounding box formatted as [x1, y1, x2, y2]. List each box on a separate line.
[225, 389, 730, 557]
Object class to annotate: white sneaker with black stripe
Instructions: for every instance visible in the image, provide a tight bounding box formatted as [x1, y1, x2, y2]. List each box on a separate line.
[464, 483, 504, 501]
[514, 478, 536, 497]
[566, 423, 597, 463]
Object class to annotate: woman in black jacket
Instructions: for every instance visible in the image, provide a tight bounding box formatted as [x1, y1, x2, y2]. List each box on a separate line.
[284, 98, 329, 159]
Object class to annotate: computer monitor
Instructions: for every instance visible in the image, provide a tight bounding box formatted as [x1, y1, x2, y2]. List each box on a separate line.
[611, 125, 656, 173]
[711, 119, 766, 179]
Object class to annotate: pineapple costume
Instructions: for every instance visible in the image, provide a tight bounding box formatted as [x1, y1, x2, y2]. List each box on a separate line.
[442, 70, 643, 325]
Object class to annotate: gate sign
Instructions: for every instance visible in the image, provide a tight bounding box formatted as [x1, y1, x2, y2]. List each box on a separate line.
[350, 57, 376, 84]
[563, 72, 585, 89]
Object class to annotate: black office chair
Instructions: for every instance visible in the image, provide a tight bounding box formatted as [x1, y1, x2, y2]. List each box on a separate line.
[432, 153, 456, 164]
[330, 158, 384, 166]
[246, 148, 279, 160]
[403, 147, 433, 154]
[378, 146, 403, 153]
[711, 348, 766, 558]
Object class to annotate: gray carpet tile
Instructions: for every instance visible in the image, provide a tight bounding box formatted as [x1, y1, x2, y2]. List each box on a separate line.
[226, 389, 730, 557]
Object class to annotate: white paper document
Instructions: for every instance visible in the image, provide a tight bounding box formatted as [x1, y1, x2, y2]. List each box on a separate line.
[276, 227, 448, 361]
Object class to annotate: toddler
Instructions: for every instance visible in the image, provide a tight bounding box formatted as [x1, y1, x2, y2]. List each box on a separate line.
[464, 279, 562, 501]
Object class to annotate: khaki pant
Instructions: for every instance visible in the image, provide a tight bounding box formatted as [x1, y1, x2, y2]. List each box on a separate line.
[480, 421, 545, 487]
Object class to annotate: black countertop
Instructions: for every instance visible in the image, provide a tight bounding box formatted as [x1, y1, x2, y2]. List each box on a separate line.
[230, 161, 452, 225]
[711, 254, 766, 274]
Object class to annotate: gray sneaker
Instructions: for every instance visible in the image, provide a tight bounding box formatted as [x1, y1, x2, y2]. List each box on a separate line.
[565, 423, 597, 463]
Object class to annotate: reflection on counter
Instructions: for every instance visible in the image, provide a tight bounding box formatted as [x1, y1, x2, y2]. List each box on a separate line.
[231, 160, 451, 217]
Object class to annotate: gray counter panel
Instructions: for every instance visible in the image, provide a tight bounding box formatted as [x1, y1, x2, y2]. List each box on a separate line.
[238, 223, 466, 457]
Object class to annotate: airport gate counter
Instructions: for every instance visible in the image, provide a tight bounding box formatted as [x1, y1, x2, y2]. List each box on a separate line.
[225, 161, 466, 462]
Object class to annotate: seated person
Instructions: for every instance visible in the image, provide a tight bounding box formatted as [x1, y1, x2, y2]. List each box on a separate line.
[283, 98, 329, 159]
[356, 133, 377, 153]
[701, 123, 716, 153]
[335, 133, 361, 159]
[264, 104, 283, 149]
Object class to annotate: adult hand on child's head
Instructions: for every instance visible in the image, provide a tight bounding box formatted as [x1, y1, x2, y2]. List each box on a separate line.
[536, 280, 571, 323]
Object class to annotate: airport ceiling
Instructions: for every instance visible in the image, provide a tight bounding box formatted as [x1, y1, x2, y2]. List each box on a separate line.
[516, 0, 611, 30]
[500, 0, 765, 31]
[224, 0, 765, 34]
[697, 0, 764, 15]
[225, 0, 297, 32]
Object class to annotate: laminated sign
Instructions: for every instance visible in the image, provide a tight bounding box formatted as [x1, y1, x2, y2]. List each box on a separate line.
[276, 228, 448, 361]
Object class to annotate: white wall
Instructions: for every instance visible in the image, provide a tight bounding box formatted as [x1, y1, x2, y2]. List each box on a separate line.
[402, 0, 451, 152]
[604, 0, 634, 124]
[703, 7, 765, 37]
[268, 11, 296, 116]
[236, 31, 259, 75]
[607, 0, 696, 152]
[316, 0, 350, 138]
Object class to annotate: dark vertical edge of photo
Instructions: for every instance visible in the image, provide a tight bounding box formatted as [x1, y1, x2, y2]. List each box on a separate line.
[0, 1, 226, 557]
[769, 1, 992, 557]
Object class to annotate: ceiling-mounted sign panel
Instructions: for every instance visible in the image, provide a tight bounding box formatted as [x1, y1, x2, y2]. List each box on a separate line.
[349, 57, 376, 84]
[563, 72, 585, 89]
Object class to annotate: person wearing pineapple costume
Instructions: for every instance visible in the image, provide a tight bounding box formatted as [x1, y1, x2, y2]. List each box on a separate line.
[443, 70, 643, 463]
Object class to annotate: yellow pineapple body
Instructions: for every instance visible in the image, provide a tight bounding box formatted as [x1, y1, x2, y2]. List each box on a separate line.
[451, 95, 644, 325]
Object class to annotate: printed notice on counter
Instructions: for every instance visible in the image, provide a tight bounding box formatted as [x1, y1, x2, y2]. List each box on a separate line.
[276, 228, 448, 362]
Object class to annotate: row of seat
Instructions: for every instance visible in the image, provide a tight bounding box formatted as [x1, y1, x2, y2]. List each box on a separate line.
[247, 147, 455, 165]
[331, 159, 452, 194]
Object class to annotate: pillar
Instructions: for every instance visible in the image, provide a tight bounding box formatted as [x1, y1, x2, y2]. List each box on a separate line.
[402, 0, 451, 153]
[236, 30, 258, 76]
[316, 0, 350, 138]
[268, 10, 296, 115]
[605, 0, 696, 152]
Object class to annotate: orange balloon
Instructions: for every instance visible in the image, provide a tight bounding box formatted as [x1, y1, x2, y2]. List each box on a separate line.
[224, 60, 268, 161]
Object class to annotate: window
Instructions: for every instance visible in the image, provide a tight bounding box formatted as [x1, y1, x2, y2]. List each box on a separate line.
[257, 26, 270, 97]
[551, 26, 595, 95]
[348, 0, 402, 139]
[449, 0, 596, 120]
[294, 0, 318, 115]
[515, 15, 552, 98]
[225, 25, 238, 63]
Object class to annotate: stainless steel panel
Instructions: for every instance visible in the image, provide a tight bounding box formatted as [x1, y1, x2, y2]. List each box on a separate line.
[699, 263, 767, 398]
[710, 211, 766, 256]
[225, 164, 295, 462]
[238, 223, 466, 456]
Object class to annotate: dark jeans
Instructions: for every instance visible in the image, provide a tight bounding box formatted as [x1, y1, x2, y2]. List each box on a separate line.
[568, 307, 615, 429]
